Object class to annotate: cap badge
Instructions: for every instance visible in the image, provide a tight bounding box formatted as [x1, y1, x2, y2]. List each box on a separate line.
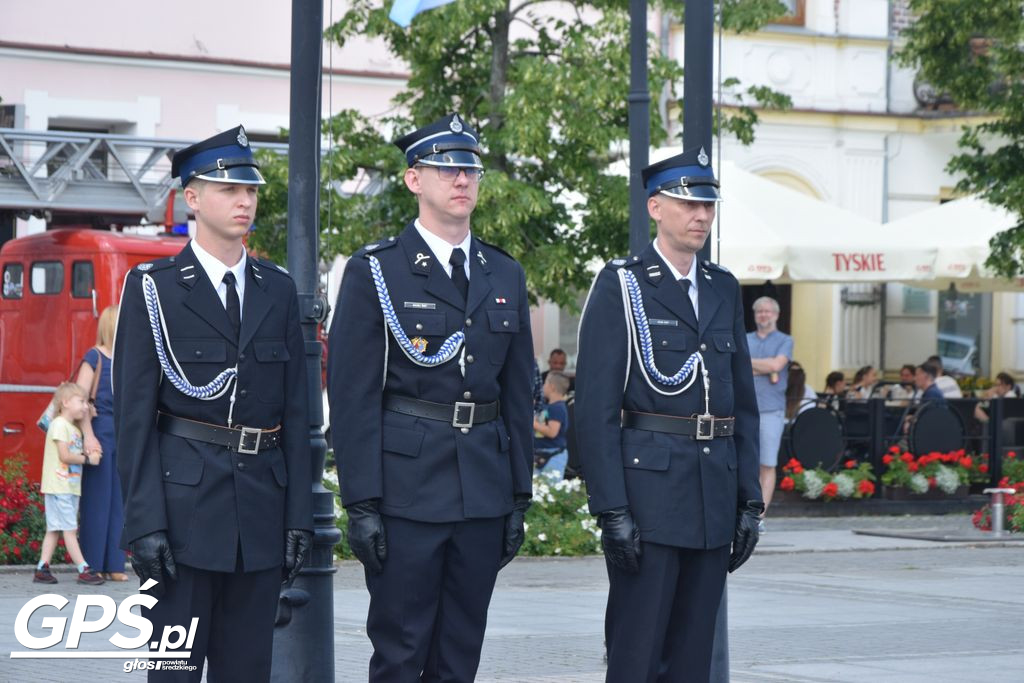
[236, 128, 249, 147]
[450, 117, 463, 133]
[697, 146, 709, 167]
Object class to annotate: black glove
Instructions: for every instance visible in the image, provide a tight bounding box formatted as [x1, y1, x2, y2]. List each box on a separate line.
[346, 500, 387, 574]
[597, 507, 642, 573]
[129, 531, 177, 598]
[728, 500, 765, 573]
[283, 529, 313, 585]
[499, 497, 532, 569]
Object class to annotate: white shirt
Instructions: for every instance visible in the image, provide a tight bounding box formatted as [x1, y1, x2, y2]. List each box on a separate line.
[935, 375, 963, 398]
[190, 239, 246, 317]
[415, 219, 472, 280]
[653, 239, 699, 319]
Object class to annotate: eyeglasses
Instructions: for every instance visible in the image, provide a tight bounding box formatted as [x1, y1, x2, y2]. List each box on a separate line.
[417, 165, 484, 183]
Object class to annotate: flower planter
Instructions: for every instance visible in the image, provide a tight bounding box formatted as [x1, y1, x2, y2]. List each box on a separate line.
[882, 485, 969, 501]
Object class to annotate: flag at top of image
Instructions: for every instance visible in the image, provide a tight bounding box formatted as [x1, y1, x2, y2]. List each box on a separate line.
[390, 0, 458, 27]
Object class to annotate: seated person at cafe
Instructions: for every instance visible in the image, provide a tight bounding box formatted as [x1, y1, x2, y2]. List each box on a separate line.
[823, 371, 847, 395]
[915, 362, 946, 405]
[847, 365, 883, 400]
[533, 372, 570, 478]
[785, 362, 818, 424]
[888, 364, 919, 404]
[926, 355, 963, 399]
[974, 371, 1022, 424]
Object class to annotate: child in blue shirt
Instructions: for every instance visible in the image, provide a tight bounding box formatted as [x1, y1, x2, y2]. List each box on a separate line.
[533, 372, 570, 478]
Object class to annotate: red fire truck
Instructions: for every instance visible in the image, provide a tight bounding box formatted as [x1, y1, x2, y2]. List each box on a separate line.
[0, 229, 186, 481]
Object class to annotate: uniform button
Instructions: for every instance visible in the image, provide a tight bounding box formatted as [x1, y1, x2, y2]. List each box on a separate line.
[238, 353, 246, 362]
[164, 471, 171, 477]
[465, 318, 472, 327]
[272, 350, 279, 358]
[463, 391, 472, 399]
[700, 343, 707, 351]
[416, 323, 424, 331]
[240, 389, 247, 398]
[661, 340, 668, 347]
[237, 462, 246, 471]
[466, 355, 475, 364]
[633, 458, 640, 464]
[703, 446, 711, 455]
[460, 427, 470, 434]
[195, 350, 203, 357]
[502, 320, 510, 328]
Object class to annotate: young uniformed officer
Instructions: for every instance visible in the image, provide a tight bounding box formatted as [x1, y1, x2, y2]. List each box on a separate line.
[574, 148, 763, 682]
[328, 113, 534, 682]
[113, 126, 313, 681]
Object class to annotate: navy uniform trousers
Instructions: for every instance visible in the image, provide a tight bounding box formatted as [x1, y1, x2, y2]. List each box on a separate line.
[114, 243, 312, 682]
[328, 223, 534, 682]
[574, 244, 762, 683]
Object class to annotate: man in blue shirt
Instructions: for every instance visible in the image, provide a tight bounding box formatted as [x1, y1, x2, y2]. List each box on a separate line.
[745, 296, 793, 527]
[915, 362, 947, 405]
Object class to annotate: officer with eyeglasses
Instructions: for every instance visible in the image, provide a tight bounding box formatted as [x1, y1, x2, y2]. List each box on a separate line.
[328, 113, 534, 682]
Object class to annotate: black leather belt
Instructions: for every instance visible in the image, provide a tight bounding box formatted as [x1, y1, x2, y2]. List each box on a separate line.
[622, 410, 735, 440]
[384, 394, 499, 429]
[157, 413, 282, 454]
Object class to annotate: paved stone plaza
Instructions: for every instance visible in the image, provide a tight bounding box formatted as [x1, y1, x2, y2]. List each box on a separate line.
[1, 515, 1021, 682]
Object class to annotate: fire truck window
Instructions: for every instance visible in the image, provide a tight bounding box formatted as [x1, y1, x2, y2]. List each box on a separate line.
[72, 261, 94, 298]
[30, 261, 64, 295]
[2, 263, 24, 299]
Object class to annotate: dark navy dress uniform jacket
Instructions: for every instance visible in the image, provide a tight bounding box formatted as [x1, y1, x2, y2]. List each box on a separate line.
[328, 223, 534, 522]
[113, 242, 312, 573]
[574, 242, 761, 550]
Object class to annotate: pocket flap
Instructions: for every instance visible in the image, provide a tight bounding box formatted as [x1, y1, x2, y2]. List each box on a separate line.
[172, 339, 227, 363]
[271, 458, 288, 486]
[398, 311, 446, 337]
[161, 455, 204, 486]
[487, 309, 519, 333]
[254, 340, 290, 362]
[382, 425, 425, 458]
[653, 329, 688, 351]
[621, 444, 670, 471]
[712, 333, 737, 353]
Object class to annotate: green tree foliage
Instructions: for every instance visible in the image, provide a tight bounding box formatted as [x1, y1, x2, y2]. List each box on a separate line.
[252, 0, 790, 305]
[898, 0, 1024, 278]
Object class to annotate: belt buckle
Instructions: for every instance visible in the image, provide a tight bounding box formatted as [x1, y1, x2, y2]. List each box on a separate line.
[238, 426, 262, 454]
[694, 413, 715, 441]
[452, 402, 476, 429]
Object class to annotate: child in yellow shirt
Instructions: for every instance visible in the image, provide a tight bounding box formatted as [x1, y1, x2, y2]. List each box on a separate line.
[34, 382, 104, 585]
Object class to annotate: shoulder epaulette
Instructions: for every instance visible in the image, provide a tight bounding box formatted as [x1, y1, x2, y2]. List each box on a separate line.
[133, 256, 176, 275]
[250, 255, 292, 277]
[474, 238, 516, 262]
[357, 236, 399, 258]
[702, 260, 731, 274]
[606, 255, 642, 270]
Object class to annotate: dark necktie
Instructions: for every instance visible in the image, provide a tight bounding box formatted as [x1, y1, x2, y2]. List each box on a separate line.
[679, 278, 697, 323]
[449, 249, 469, 304]
[223, 271, 241, 340]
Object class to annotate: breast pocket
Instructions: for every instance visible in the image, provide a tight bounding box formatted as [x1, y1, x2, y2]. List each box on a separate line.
[652, 328, 692, 372]
[253, 340, 289, 403]
[397, 312, 448, 353]
[711, 332, 736, 381]
[171, 339, 229, 386]
[487, 309, 519, 364]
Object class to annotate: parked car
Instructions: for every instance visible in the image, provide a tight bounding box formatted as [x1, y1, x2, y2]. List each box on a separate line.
[937, 332, 979, 376]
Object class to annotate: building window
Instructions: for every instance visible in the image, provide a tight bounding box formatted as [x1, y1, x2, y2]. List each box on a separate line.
[71, 261, 94, 298]
[772, 0, 806, 27]
[3, 263, 23, 299]
[31, 261, 63, 295]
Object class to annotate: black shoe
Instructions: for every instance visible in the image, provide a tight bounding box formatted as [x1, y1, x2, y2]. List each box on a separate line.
[33, 563, 58, 584]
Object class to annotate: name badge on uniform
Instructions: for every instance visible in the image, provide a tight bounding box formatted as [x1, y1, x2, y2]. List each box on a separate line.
[648, 318, 679, 327]
[404, 301, 437, 310]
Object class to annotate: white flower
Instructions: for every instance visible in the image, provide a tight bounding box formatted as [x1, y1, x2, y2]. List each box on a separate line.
[802, 470, 825, 499]
[833, 473, 855, 498]
[322, 470, 339, 486]
[554, 547, 562, 554]
[910, 472, 929, 493]
[934, 465, 961, 494]
[537, 532, 547, 542]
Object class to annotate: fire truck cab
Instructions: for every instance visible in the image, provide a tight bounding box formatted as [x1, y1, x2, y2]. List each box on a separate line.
[0, 229, 185, 481]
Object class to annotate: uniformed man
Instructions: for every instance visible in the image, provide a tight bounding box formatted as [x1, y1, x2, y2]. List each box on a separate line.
[113, 126, 313, 681]
[574, 148, 763, 682]
[328, 113, 534, 682]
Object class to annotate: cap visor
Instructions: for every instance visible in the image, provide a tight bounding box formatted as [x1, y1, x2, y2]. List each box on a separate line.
[417, 150, 483, 169]
[660, 184, 720, 202]
[192, 165, 266, 186]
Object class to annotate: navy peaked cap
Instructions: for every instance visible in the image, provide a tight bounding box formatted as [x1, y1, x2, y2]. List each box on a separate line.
[641, 147, 720, 201]
[394, 113, 483, 168]
[171, 125, 266, 188]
